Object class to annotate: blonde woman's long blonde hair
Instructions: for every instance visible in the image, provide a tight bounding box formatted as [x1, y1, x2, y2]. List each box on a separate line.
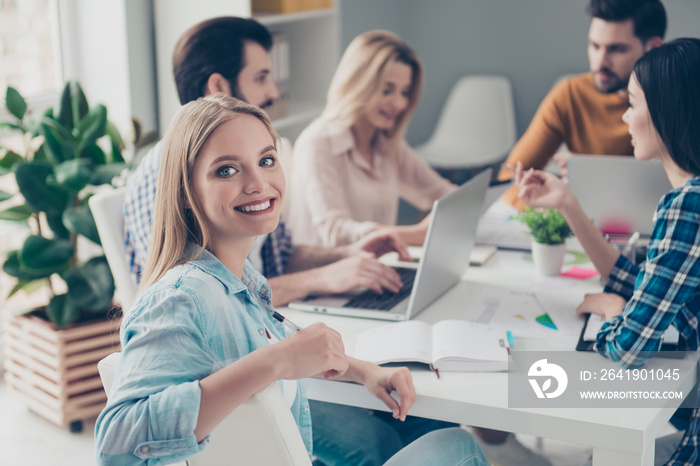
[138, 94, 279, 294]
[320, 30, 423, 149]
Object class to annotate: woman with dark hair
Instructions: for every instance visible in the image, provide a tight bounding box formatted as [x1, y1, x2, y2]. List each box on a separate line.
[516, 38, 700, 465]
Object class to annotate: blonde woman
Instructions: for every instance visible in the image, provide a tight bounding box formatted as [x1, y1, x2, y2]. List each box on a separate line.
[94, 95, 487, 465]
[287, 30, 456, 247]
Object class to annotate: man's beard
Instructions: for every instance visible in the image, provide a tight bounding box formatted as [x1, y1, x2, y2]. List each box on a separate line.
[259, 99, 275, 110]
[593, 68, 629, 94]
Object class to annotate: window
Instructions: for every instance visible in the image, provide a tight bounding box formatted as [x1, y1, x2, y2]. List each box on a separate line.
[0, 0, 62, 113]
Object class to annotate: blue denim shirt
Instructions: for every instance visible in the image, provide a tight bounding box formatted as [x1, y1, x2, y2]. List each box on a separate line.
[95, 246, 312, 465]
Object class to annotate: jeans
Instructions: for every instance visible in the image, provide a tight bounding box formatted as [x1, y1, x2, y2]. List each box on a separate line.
[310, 400, 477, 466]
[385, 427, 488, 466]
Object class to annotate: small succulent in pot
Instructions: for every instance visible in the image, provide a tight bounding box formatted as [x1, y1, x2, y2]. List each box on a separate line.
[514, 206, 572, 245]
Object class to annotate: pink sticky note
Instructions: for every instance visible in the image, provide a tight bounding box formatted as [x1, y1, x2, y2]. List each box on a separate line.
[560, 266, 599, 280]
[600, 219, 632, 235]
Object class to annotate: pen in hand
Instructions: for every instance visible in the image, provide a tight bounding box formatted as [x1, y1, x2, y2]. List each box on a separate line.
[621, 231, 640, 261]
[501, 163, 515, 174]
[271, 311, 304, 333]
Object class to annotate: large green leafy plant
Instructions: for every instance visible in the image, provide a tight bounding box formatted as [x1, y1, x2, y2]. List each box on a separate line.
[514, 207, 573, 245]
[0, 82, 127, 327]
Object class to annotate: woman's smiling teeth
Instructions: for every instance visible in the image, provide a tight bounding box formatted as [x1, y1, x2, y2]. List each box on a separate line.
[235, 199, 272, 213]
[380, 110, 396, 120]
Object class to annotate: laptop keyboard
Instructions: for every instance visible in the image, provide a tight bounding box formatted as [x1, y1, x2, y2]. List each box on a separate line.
[343, 268, 417, 311]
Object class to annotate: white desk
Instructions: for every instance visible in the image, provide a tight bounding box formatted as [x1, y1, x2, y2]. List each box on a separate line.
[284, 250, 697, 466]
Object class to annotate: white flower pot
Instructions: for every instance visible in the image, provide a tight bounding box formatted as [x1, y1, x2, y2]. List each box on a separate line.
[531, 241, 566, 276]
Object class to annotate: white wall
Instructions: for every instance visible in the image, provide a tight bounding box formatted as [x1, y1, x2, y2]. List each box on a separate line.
[64, 0, 698, 147]
[152, 0, 251, 134]
[59, 0, 157, 142]
[341, 0, 700, 146]
[124, 0, 158, 138]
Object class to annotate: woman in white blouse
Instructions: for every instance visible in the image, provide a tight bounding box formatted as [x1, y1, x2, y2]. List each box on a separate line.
[287, 30, 456, 247]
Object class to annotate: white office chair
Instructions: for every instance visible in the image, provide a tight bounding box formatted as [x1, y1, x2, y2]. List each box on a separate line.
[98, 353, 311, 466]
[89, 187, 137, 311]
[415, 75, 516, 170]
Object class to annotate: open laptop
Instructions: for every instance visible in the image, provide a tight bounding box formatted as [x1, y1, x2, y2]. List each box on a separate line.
[568, 155, 671, 236]
[289, 168, 492, 321]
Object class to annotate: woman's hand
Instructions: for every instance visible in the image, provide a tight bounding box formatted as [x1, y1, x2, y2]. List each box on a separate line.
[376, 214, 432, 246]
[576, 292, 627, 320]
[316, 252, 404, 295]
[362, 365, 416, 421]
[515, 161, 570, 210]
[277, 323, 349, 380]
[346, 230, 412, 262]
[552, 151, 572, 184]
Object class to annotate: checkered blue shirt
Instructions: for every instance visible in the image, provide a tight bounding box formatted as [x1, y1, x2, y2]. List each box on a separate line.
[599, 176, 700, 465]
[124, 141, 294, 284]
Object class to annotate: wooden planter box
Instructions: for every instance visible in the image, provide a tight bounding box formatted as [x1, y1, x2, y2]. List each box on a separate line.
[2, 312, 121, 431]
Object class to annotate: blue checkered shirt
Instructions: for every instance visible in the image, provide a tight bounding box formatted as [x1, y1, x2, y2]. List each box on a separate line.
[598, 176, 700, 465]
[124, 141, 294, 284]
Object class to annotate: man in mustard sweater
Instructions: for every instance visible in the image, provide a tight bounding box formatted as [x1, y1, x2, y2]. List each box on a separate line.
[499, 0, 665, 208]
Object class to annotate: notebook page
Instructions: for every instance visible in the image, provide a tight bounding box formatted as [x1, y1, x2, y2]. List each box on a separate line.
[354, 320, 432, 365]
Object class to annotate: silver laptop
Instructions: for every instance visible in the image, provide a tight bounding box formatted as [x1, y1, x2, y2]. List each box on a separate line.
[481, 178, 512, 216]
[568, 155, 671, 236]
[288, 168, 492, 321]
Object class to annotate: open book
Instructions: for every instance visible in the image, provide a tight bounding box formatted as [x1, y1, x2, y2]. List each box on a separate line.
[354, 320, 510, 372]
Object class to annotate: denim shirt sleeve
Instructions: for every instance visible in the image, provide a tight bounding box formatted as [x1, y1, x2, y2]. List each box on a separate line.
[95, 287, 215, 465]
[596, 186, 700, 368]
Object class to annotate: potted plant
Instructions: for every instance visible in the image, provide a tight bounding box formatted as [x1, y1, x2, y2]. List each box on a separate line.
[0, 82, 127, 431]
[514, 207, 573, 276]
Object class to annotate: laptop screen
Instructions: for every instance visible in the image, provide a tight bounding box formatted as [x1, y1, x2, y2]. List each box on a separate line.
[405, 168, 492, 319]
[568, 155, 670, 236]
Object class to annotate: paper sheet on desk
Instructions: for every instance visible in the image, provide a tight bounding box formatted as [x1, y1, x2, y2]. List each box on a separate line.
[475, 200, 532, 251]
[462, 287, 589, 349]
[497, 246, 596, 278]
[536, 291, 592, 348]
[387, 245, 497, 267]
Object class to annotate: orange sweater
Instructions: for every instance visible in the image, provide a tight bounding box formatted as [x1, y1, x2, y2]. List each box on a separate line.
[499, 73, 633, 207]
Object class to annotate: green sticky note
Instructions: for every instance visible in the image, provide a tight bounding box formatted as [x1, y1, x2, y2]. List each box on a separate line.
[536, 313, 558, 330]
